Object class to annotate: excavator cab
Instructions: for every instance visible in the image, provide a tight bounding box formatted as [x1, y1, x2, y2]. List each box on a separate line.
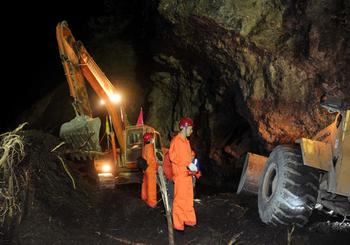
[123, 126, 163, 166]
[114, 126, 163, 185]
[125, 126, 144, 168]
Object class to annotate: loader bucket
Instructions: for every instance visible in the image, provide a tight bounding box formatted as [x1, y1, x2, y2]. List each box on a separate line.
[59, 115, 102, 159]
[237, 153, 268, 195]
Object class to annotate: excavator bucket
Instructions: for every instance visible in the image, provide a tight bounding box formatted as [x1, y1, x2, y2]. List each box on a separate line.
[59, 115, 102, 159]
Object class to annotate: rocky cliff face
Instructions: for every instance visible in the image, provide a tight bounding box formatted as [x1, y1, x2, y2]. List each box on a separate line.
[146, 0, 349, 180]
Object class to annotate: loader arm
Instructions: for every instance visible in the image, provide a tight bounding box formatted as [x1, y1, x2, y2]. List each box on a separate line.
[56, 21, 128, 154]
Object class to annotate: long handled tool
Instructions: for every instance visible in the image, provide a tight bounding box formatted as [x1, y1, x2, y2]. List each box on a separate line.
[157, 166, 175, 245]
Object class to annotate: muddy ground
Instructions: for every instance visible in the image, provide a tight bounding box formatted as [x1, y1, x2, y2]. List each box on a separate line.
[8, 185, 350, 245]
[1, 130, 350, 245]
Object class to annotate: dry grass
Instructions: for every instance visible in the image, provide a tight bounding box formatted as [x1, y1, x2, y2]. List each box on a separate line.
[0, 123, 27, 225]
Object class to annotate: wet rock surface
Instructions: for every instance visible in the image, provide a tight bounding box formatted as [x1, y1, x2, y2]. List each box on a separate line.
[150, 0, 350, 172]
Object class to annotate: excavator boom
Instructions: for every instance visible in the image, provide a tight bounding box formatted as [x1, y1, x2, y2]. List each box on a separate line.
[56, 21, 127, 155]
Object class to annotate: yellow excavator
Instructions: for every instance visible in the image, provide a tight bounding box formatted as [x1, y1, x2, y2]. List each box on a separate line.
[237, 95, 350, 226]
[56, 21, 164, 188]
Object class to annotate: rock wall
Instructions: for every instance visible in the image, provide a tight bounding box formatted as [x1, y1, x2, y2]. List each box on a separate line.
[148, 0, 349, 167]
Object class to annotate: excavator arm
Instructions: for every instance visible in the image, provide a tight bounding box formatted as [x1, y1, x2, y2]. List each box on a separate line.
[56, 22, 92, 117]
[56, 21, 127, 155]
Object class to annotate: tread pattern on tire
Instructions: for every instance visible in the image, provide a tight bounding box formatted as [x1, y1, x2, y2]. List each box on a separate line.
[258, 145, 319, 227]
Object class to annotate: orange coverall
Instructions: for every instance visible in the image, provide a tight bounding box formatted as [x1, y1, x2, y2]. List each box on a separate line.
[141, 143, 157, 208]
[169, 134, 196, 230]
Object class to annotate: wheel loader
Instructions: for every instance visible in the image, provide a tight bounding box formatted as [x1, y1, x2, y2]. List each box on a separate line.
[56, 21, 164, 189]
[237, 95, 350, 226]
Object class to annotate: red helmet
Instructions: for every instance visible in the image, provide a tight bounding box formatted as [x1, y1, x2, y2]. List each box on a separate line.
[179, 117, 193, 129]
[143, 132, 153, 143]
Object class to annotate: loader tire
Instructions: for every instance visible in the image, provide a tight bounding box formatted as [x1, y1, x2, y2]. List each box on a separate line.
[258, 145, 319, 227]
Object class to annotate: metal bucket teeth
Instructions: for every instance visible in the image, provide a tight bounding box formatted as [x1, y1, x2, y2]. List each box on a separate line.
[59, 115, 102, 157]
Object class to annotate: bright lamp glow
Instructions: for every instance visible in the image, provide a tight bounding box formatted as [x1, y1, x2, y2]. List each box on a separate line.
[110, 93, 122, 104]
[100, 99, 105, 105]
[101, 164, 112, 172]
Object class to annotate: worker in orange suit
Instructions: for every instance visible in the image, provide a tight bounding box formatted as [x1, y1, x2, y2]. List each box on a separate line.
[169, 117, 200, 231]
[141, 132, 158, 208]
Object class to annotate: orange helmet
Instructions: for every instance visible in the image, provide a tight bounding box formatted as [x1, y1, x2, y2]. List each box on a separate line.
[143, 132, 153, 143]
[179, 117, 193, 129]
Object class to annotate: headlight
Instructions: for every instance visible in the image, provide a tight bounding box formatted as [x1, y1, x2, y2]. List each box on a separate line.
[101, 164, 112, 173]
[110, 93, 121, 104]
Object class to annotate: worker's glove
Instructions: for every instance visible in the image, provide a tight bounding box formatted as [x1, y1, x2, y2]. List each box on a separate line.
[188, 162, 198, 172]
